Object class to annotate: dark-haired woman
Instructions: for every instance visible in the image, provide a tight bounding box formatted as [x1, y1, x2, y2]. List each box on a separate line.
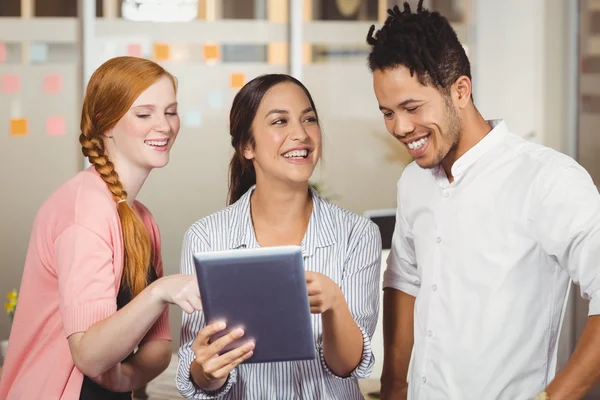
[176, 74, 382, 399]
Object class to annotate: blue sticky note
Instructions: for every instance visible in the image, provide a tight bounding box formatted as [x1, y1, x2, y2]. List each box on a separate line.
[184, 110, 203, 127]
[207, 90, 224, 109]
[30, 42, 48, 63]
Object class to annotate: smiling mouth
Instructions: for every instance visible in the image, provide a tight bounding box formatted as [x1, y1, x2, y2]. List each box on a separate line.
[145, 139, 168, 148]
[282, 149, 309, 159]
[406, 134, 430, 150]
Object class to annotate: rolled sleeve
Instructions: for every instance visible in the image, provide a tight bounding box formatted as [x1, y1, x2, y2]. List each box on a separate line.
[176, 227, 237, 399]
[319, 221, 381, 379]
[55, 224, 117, 337]
[532, 162, 600, 316]
[383, 179, 420, 296]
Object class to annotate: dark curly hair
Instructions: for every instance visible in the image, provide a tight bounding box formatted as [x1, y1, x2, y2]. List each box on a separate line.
[366, 0, 471, 98]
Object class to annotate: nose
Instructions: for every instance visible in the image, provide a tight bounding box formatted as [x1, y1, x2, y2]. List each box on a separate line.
[392, 115, 415, 138]
[154, 115, 171, 133]
[289, 120, 309, 142]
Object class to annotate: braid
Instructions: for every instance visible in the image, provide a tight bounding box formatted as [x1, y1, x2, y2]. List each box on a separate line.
[80, 116, 151, 297]
[366, 0, 471, 95]
[80, 133, 127, 201]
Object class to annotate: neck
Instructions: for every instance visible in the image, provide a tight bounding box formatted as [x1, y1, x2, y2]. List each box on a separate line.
[110, 161, 151, 205]
[250, 181, 312, 227]
[441, 108, 492, 181]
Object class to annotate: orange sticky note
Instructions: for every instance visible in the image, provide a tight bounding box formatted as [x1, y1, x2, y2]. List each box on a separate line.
[230, 73, 245, 89]
[0, 42, 6, 63]
[10, 118, 27, 136]
[44, 74, 62, 94]
[1, 74, 20, 93]
[127, 44, 142, 58]
[46, 116, 65, 136]
[153, 43, 170, 61]
[203, 44, 219, 61]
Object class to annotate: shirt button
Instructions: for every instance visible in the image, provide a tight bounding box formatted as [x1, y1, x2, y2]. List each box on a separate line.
[422, 376, 427, 383]
[444, 192, 449, 198]
[432, 284, 437, 291]
[436, 237, 441, 243]
[427, 330, 433, 337]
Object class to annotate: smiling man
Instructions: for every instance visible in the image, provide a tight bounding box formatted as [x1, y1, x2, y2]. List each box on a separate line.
[367, 2, 600, 400]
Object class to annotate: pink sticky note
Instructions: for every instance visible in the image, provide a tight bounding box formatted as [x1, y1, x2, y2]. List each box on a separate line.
[43, 74, 62, 94]
[46, 116, 65, 136]
[0, 43, 6, 63]
[127, 44, 142, 58]
[1, 74, 20, 93]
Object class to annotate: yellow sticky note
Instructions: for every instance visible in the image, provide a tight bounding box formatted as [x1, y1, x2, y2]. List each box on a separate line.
[230, 73, 245, 89]
[203, 44, 220, 62]
[153, 43, 170, 61]
[10, 118, 28, 136]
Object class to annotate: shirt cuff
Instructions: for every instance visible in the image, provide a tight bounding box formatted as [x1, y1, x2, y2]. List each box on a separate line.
[176, 347, 237, 399]
[589, 293, 600, 316]
[62, 302, 117, 337]
[317, 324, 374, 380]
[382, 269, 420, 297]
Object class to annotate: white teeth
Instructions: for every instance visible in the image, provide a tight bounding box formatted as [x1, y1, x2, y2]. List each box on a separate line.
[145, 140, 168, 147]
[407, 136, 428, 150]
[283, 149, 308, 158]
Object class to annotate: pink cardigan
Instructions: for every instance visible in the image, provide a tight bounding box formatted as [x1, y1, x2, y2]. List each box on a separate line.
[0, 167, 171, 399]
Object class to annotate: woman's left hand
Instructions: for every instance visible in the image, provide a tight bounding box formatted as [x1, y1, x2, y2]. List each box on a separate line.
[305, 271, 343, 314]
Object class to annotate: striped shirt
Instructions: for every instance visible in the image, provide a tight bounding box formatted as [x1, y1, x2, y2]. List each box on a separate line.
[176, 186, 382, 399]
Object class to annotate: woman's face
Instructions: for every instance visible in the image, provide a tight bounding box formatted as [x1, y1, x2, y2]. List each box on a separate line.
[244, 82, 321, 185]
[103, 75, 180, 173]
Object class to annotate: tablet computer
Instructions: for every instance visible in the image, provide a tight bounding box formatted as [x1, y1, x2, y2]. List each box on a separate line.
[192, 245, 316, 364]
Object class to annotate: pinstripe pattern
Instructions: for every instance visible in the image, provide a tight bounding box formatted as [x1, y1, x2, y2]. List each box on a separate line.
[176, 186, 382, 399]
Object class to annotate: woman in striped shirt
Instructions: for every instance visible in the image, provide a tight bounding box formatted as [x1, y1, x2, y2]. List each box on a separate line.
[177, 74, 382, 399]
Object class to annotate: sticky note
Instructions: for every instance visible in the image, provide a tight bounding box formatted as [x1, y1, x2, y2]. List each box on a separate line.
[10, 118, 27, 136]
[44, 74, 62, 94]
[184, 110, 203, 127]
[207, 90, 224, 109]
[153, 43, 170, 61]
[230, 73, 245, 89]
[30, 42, 49, 63]
[203, 44, 219, 62]
[0, 42, 6, 63]
[1, 74, 20, 93]
[127, 44, 143, 58]
[46, 116, 65, 136]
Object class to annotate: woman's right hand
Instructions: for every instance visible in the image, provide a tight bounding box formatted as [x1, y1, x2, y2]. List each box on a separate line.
[150, 274, 203, 314]
[190, 322, 255, 391]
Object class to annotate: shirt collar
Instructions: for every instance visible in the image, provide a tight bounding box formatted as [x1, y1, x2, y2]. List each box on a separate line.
[434, 119, 508, 182]
[227, 185, 336, 256]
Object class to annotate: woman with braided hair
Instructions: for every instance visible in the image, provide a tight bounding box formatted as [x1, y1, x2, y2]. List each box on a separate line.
[0, 56, 202, 400]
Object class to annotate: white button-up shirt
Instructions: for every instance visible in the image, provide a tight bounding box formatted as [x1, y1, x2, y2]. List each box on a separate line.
[384, 119, 600, 400]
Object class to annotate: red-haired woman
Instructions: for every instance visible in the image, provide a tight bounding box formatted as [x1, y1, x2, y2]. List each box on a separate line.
[0, 56, 202, 400]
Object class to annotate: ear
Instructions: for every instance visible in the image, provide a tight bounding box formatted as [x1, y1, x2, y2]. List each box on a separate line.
[243, 144, 254, 161]
[101, 128, 114, 139]
[452, 76, 472, 109]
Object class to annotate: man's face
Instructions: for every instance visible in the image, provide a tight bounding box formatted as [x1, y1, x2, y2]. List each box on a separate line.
[373, 66, 462, 169]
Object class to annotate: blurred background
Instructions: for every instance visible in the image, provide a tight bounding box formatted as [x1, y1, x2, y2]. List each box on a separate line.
[0, 0, 597, 397]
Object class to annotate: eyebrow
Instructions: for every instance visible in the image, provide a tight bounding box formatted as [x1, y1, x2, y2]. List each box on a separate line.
[379, 99, 421, 111]
[133, 102, 178, 109]
[265, 106, 314, 119]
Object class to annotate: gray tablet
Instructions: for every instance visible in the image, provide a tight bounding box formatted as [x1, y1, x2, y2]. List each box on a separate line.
[192, 245, 316, 364]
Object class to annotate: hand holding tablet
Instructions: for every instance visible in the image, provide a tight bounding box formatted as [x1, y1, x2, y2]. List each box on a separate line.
[189, 321, 255, 390]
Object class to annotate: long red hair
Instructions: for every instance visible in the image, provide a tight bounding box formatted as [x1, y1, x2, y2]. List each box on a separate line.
[79, 56, 176, 297]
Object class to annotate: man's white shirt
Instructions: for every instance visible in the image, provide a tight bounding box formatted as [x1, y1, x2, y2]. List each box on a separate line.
[385, 119, 600, 399]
